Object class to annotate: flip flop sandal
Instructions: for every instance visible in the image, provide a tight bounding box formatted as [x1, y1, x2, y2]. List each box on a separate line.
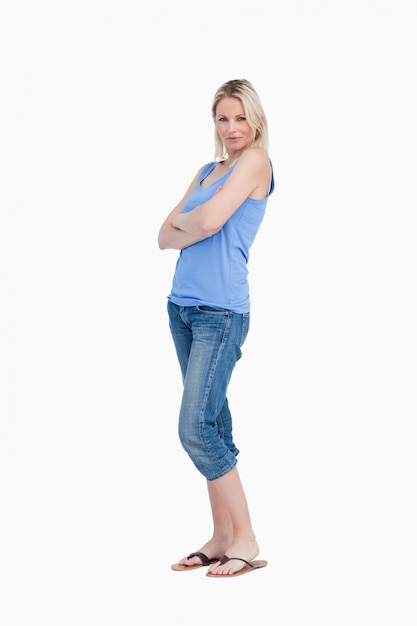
[206, 555, 268, 577]
[171, 551, 220, 571]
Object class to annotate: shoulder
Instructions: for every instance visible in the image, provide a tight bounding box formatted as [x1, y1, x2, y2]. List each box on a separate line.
[235, 148, 271, 183]
[199, 161, 216, 175]
[238, 147, 269, 168]
[183, 162, 213, 185]
[233, 148, 271, 199]
[235, 148, 271, 182]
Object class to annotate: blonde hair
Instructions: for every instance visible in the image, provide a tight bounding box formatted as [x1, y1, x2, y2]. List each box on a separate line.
[211, 79, 269, 161]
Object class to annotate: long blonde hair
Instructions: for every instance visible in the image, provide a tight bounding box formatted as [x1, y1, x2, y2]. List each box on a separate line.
[211, 79, 269, 161]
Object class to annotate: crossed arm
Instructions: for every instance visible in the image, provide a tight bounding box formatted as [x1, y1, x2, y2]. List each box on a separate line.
[157, 148, 269, 251]
[157, 166, 212, 251]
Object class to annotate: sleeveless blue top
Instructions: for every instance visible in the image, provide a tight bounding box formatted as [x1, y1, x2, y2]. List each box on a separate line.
[168, 160, 275, 313]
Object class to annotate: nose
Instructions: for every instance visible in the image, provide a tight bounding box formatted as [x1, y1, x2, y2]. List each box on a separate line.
[227, 119, 237, 133]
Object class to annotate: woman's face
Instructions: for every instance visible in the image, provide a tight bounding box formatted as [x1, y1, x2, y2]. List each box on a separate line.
[215, 97, 254, 152]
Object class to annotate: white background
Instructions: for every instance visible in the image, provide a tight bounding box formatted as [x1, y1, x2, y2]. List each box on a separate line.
[1, 1, 416, 624]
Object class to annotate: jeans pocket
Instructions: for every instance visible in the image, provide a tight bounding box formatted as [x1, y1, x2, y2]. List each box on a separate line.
[240, 312, 250, 346]
[196, 305, 228, 315]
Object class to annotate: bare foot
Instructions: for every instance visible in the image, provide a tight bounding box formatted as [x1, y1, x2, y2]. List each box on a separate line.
[207, 538, 259, 575]
[178, 538, 229, 567]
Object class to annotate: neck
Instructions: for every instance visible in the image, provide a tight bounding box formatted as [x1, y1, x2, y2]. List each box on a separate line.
[227, 157, 239, 169]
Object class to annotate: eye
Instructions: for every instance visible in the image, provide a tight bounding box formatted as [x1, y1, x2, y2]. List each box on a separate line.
[218, 116, 227, 122]
[237, 116, 246, 121]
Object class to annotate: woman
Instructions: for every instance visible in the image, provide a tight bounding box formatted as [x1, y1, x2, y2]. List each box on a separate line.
[158, 79, 275, 577]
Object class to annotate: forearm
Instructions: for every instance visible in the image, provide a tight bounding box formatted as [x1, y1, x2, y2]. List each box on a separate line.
[158, 222, 207, 250]
[173, 211, 219, 238]
[158, 174, 221, 250]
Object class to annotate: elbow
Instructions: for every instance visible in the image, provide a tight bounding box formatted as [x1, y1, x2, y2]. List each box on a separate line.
[198, 216, 222, 237]
[158, 233, 168, 250]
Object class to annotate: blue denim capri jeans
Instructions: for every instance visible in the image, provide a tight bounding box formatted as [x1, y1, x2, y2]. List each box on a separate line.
[167, 301, 250, 481]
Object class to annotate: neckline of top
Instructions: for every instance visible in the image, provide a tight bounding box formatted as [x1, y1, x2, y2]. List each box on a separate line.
[199, 162, 233, 190]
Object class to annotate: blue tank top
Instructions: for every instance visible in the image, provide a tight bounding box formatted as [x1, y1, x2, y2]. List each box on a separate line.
[168, 160, 275, 313]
